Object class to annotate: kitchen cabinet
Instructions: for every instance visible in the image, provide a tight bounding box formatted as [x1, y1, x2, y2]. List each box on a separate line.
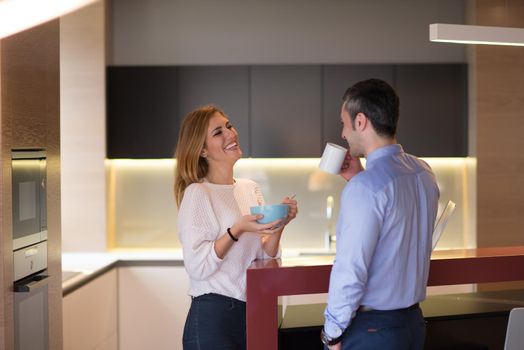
[178, 65, 323, 157]
[177, 66, 250, 154]
[322, 64, 467, 157]
[107, 64, 467, 158]
[250, 65, 322, 157]
[107, 66, 179, 158]
[63, 270, 118, 350]
[394, 64, 468, 157]
[118, 265, 190, 350]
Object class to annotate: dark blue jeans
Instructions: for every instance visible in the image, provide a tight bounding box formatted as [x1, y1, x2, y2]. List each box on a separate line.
[324, 306, 426, 350]
[183, 293, 246, 350]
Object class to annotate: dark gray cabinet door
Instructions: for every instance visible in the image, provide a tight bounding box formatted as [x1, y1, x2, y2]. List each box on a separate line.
[322, 65, 395, 147]
[394, 64, 467, 157]
[107, 67, 178, 158]
[106, 64, 467, 158]
[177, 66, 250, 155]
[250, 66, 322, 157]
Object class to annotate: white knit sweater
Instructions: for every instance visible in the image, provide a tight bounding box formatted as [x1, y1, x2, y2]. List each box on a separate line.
[177, 178, 281, 302]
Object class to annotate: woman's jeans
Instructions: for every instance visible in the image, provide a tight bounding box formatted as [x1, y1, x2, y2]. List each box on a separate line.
[324, 305, 426, 350]
[183, 293, 246, 350]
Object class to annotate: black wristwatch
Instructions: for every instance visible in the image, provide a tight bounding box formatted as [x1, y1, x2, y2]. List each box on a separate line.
[320, 328, 343, 346]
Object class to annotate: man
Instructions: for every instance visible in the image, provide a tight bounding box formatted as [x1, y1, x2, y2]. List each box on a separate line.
[321, 79, 440, 350]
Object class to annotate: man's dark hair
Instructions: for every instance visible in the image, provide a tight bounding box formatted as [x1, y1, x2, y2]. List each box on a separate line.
[342, 79, 399, 138]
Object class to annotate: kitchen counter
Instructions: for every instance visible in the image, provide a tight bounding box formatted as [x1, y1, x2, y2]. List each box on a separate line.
[246, 246, 524, 350]
[279, 289, 524, 349]
[61, 248, 307, 295]
[61, 247, 524, 348]
[61, 245, 524, 296]
[281, 289, 524, 328]
[61, 250, 184, 295]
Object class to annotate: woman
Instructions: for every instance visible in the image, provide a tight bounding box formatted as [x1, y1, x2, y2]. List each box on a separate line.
[175, 105, 297, 350]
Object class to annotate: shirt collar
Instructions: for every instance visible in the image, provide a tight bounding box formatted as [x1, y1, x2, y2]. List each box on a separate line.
[366, 144, 404, 166]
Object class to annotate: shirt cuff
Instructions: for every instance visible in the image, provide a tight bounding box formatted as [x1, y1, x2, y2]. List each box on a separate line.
[323, 312, 345, 339]
[323, 322, 343, 340]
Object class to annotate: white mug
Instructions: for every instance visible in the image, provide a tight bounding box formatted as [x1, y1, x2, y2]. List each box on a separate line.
[319, 143, 347, 174]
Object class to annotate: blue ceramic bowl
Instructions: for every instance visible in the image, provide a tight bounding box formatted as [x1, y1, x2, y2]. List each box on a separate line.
[250, 204, 289, 224]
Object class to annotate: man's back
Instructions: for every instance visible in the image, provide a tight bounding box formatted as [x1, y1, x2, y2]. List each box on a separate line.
[350, 144, 440, 309]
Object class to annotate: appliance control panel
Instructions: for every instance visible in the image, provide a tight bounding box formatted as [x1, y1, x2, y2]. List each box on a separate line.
[13, 241, 47, 282]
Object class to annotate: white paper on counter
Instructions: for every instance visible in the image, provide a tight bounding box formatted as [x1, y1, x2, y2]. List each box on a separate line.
[432, 200, 456, 250]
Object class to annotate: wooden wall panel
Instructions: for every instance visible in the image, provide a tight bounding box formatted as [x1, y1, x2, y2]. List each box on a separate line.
[61, 1, 107, 252]
[475, 0, 524, 247]
[0, 38, 13, 350]
[0, 20, 61, 350]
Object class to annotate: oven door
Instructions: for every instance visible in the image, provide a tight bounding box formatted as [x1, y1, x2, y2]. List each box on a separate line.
[14, 273, 49, 350]
[12, 151, 47, 250]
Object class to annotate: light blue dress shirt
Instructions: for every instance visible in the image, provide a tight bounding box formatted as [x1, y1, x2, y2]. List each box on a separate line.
[324, 144, 440, 339]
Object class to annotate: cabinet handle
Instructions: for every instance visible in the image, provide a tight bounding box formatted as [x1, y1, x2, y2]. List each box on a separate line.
[14, 274, 49, 293]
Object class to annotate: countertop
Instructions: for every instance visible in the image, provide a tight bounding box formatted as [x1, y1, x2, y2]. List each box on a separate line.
[245, 246, 524, 350]
[60, 247, 524, 350]
[61, 246, 524, 296]
[281, 289, 524, 329]
[61, 250, 185, 295]
[60, 248, 315, 295]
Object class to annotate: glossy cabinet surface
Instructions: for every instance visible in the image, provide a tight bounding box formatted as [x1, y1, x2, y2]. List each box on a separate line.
[177, 66, 250, 154]
[63, 270, 117, 350]
[395, 64, 467, 157]
[107, 67, 179, 158]
[107, 64, 467, 158]
[118, 266, 190, 350]
[250, 65, 322, 157]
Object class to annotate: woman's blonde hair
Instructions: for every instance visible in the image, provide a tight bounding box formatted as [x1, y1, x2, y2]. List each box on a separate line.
[174, 105, 225, 207]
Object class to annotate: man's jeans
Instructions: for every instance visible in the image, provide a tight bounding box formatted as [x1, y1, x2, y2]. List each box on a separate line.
[325, 305, 426, 350]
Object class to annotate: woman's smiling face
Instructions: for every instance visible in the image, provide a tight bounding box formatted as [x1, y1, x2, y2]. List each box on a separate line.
[202, 111, 242, 164]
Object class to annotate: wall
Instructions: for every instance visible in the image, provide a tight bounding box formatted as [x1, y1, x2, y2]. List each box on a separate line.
[60, 1, 107, 252]
[95, 1, 470, 252]
[107, 158, 477, 252]
[474, 0, 524, 247]
[109, 0, 466, 65]
[0, 20, 62, 350]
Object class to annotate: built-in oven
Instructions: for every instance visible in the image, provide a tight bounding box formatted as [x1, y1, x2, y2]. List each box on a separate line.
[12, 149, 47, 250]
[12, 149, 49, 350]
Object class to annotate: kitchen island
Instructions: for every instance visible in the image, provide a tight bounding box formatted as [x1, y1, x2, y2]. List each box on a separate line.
[246, 246, 524, 350]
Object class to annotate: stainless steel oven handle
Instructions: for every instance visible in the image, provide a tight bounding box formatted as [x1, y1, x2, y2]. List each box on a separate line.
[14, 274, 49, 293]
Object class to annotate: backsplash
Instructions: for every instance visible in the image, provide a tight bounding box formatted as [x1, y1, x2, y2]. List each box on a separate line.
[106, 158, 476, 251]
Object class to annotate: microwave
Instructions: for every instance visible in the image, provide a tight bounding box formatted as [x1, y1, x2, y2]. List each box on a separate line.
[11, 150, 47, 251]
